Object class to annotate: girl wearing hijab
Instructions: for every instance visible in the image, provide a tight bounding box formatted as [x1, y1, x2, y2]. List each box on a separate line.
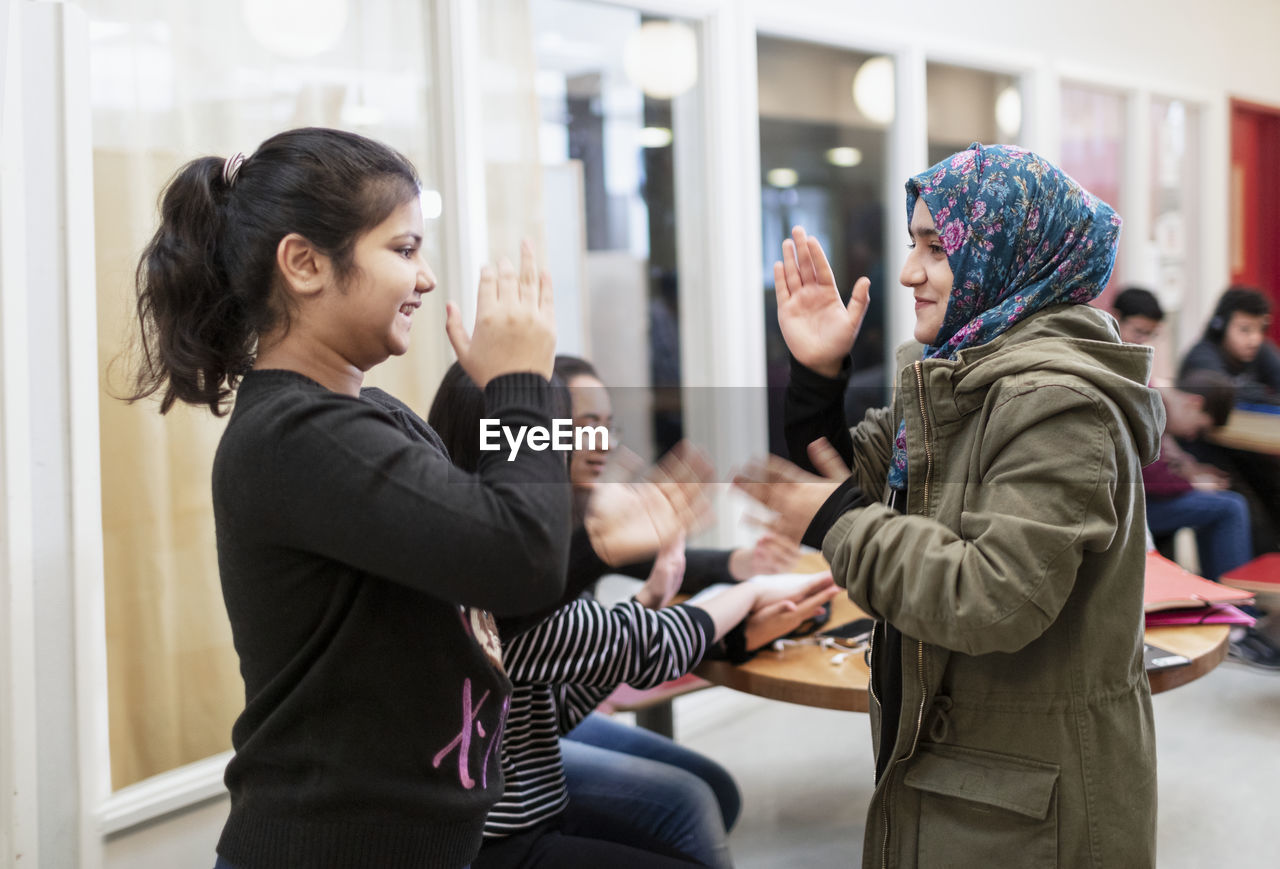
[735, 143, 1164, 868]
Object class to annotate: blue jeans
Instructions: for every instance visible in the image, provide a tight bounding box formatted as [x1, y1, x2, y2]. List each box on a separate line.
[561, 713, 739, 869]
[1146, 489, 1253, 581]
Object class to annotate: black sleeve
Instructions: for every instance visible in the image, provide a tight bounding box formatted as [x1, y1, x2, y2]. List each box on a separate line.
[498, 528, 613, 638]
[802, 477, 873, 550]
[785, 355, 855, 472]
[1251, 343, 1280, 403]
[252, 373, 571, 617]
[1179, 341, 1231, 380]
[606, 548, 734, 593]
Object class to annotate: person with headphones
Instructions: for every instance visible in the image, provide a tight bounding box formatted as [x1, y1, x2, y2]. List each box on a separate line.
[1178, 287, 1280, 665]
[1180, 285, 1280, 406]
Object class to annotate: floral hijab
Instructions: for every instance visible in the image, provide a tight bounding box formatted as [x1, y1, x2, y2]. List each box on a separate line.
[887, 143, 1122, 490]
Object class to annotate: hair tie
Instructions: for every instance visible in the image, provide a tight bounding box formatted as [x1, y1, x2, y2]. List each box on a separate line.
[222, 152, 247, 188]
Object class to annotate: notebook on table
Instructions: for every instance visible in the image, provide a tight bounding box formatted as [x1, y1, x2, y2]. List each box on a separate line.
[1144, 604, 1255, 628]
[1143, 551, 1254, 612]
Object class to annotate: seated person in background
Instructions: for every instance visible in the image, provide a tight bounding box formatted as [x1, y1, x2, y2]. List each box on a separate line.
[1156, 373, 1280, 670]
[551, 353, 801, 857]
[1180, 285, 1280, 405]
[1144, 372, 1251, 582]
[429, 362, 838, 868]
[1112, 285, 1165, 347]
[1179, 286, 1280, 554]
[1112, 291, 1252, 579]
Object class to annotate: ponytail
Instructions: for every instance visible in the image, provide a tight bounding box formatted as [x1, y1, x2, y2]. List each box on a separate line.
[127, 127, 421, 416]
[130, 156, 255, 414]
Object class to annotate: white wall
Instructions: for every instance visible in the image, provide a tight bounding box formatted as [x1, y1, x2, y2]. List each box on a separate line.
[6, 1, 1279, 867]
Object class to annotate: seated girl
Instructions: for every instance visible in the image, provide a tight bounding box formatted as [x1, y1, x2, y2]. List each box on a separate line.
[429, 362, 837, 867]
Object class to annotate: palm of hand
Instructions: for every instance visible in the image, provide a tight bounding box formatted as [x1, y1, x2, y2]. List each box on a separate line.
[777, 283, 858, 370]
[585, 483, 681, 567]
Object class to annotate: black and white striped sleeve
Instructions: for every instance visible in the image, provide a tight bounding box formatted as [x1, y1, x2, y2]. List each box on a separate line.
[503, 598, 715, 691]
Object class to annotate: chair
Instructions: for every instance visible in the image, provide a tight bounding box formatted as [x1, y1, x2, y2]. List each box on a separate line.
[598, 673, 711, 738]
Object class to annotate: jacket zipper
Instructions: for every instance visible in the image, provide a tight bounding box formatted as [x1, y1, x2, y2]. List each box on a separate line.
[880, 363, 935, 869]
[912, 361, 933, 517]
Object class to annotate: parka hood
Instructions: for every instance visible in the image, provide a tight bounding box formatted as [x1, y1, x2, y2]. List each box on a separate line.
[898, 304, 1165, 467]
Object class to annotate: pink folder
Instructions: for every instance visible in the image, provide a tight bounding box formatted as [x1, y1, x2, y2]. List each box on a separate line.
[1144, 604, 1256, 628]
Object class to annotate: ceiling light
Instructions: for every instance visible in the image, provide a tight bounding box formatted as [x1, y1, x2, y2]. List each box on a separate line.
[995, 85, 1022, 138]
[825, 147, 863, 167]
[623, 21, 698, 100]
[766, 167, 799, 188]
[242, 0, 348, 59]
[639, 127, 674, 148]
[852, 56, 894, 125]
[420, 189, 443, 221]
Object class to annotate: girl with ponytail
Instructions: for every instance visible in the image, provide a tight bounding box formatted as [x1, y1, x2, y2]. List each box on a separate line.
[127, 127, 698, 869]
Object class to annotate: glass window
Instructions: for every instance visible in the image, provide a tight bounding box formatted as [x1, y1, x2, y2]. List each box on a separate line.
[528, 0, 703, 462]
[758, 38, 892, 456]
[85, 0, 444, 788]
[1148, 98, 1200, 380]
[1059, 83, 1128, 305]
[926, 62, 1024, 165]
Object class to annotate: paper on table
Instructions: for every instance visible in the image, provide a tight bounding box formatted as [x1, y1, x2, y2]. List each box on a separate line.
[684, 570, 831, 604]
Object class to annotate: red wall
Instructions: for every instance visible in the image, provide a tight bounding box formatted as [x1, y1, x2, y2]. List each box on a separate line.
[1231, 100, 1280, 344]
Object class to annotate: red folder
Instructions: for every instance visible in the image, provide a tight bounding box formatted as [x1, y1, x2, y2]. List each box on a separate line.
[1143, 551, 1254, 613]
[1219, 553, 1280, 594]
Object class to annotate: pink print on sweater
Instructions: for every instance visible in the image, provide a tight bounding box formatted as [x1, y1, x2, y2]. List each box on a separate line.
[432, 677, 508, 790]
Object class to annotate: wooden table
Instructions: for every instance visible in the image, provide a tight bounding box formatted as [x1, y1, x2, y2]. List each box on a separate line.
[695, 592, 1230, 712]
[1206, 409, 1280, 455]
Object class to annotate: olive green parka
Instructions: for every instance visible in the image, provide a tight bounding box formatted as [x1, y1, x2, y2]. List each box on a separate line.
[824, 304, 1164, 869]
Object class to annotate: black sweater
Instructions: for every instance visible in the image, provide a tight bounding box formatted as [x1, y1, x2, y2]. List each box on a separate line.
[212, 370, 571, 869]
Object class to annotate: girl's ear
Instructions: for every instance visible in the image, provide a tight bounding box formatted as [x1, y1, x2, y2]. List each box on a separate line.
[276, 232, 332, 300]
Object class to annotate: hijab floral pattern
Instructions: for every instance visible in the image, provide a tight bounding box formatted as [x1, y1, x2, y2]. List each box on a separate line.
[887, 143, 1122, 490]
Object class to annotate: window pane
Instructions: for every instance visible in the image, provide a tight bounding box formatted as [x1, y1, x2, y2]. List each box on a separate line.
[1149, 98, 1200, 380]
[1059, 83, 1127, 305]
[85, 0, 443, 788]
[529, 0, 703, 461]
[758, 38, 892, 456]
[926, 62, 1023, 165]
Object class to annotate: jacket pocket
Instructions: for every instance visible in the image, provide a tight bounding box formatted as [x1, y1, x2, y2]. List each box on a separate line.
[904, 742, 1059, 868]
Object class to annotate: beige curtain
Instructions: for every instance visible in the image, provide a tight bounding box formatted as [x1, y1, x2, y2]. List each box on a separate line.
[86, 0, 448, 789]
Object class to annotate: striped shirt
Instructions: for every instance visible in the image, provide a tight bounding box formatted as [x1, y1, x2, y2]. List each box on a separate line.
[482, 598, 715, 837]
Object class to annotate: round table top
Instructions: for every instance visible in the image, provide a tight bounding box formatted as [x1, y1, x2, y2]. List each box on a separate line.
[695, 590, 1230, 713]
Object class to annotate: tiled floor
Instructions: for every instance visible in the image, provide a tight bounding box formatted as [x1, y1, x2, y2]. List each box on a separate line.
[662, 650, 1280, 868]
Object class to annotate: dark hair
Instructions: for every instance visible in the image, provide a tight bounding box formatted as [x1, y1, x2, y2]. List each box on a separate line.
[428, 362, 573, 474]
[1204, 285, 1272, 344]
[553, 355, 600, 385]
[1177, 370, 1236, 427]
[1113, 286, 1164, 322]
[427, 363, 489, 474]
[128, 127, 421, 415]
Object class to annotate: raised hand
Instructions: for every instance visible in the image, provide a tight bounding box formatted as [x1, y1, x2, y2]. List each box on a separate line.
[728, 530, 801, 580]
[634, 535, 687, 610]
[732, 438, 850, 544]
[446, 239, 556, 387]
[773, 226, 870, 377]
[585, 442, 715, 567]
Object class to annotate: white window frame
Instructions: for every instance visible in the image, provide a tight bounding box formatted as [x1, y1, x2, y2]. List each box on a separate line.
[2, 0, 1230, 860]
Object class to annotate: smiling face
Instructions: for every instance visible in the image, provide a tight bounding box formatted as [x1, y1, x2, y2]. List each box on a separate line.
[900, 198, 956, 345]
[566, 374, 613, 490]
[331, 196, 436, 370]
